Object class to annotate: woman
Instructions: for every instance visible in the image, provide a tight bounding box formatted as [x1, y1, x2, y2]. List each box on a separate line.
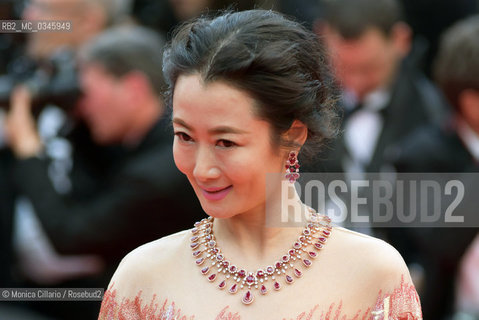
[99, 10, 422, 319]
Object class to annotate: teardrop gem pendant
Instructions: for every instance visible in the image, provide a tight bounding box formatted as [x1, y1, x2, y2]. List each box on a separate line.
[242, 291, 254, 305]
[191, 208, 332, 306]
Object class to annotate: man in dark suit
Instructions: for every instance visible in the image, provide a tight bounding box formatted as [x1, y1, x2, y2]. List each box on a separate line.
[311, 0, 448, 174]
[392, 16, 479, 319]
[4, 26, 203, 319]
[309, 0, 451, 314]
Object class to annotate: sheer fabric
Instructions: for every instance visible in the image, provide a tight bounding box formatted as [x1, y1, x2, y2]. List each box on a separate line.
[98, 276, 422, 320]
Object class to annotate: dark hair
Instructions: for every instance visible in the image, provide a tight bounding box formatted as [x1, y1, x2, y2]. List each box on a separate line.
[80, 25, 166, 95]
[163, 9, 339, 160]
[323, 0, 404, 39]
[434, 15, 479, 111]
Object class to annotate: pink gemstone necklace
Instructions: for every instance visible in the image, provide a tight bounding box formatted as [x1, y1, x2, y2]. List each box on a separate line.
[190, 207, 332, 305]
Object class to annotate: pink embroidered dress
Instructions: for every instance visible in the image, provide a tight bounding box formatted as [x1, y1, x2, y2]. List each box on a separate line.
[98, 226, 422, 320]
[99, 278, 421, 320]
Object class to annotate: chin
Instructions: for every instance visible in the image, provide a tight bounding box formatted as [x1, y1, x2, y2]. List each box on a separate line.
[198, 201, 237, 220]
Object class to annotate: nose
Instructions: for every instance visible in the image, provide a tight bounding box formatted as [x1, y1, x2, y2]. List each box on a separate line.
[193, 146, 221, 182]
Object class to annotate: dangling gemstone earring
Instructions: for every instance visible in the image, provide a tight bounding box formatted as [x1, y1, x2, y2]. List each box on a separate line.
[285, 151, 300, 183]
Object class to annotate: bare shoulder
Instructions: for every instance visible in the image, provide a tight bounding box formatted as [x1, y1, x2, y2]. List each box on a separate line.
[327, 227, 412, 288]
[331, 227, 405, 262]
[106, 229, 191, 294]
[124, 228, 191, 264]
[318, 227, 421, 318]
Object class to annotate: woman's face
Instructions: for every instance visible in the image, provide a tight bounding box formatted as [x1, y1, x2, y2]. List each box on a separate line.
[172, 74, 286, 219]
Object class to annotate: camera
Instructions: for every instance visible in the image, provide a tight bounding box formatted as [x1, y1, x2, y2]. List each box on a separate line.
[0, 50, 82, 115]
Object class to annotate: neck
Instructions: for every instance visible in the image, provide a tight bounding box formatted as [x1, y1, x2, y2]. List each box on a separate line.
[212, 184, 306, 269]
[122, 99, 163, 147]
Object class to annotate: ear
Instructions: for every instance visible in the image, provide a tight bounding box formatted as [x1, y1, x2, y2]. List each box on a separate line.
[390, 22, 412, 57]
[458, 89, 479, 130]
[282, 120, 308, 152]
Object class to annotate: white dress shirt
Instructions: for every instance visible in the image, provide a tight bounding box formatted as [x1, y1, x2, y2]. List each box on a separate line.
[343, 89, 391, 173]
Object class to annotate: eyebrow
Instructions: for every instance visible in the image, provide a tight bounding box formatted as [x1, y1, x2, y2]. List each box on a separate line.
[172, 117, 249, 135]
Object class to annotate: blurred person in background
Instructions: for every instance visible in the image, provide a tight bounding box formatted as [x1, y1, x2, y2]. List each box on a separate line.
[392, 15, 479, 320]
[306, 0, 450, 311]
[307, 0, 449, 247]
[310, 0, 448, 175]
[0, 0, 131, 318]
[4, 25, 203, 319]
[0, 0, 133, 100]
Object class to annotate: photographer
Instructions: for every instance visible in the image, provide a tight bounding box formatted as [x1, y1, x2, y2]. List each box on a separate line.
[4, 25, 203, 319]
[0, 1, 150, 319]
[0, 0, 133, 106]
[0, 0, 133, 308]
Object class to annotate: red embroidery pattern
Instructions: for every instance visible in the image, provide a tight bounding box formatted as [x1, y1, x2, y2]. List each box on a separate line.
[99, 276, 422, 320]
[371, 276, 422, 320]
[215, 307, 241, 320]
[99, 286, 195, 320]
[282, 276, 422, 320]
[282, 301, 371, 320]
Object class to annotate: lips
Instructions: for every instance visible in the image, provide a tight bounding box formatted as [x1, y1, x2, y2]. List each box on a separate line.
[200, 185, 232, 201]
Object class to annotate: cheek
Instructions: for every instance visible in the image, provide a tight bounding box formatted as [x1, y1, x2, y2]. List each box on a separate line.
[225, 149, 280, 190]
[173, 142, 194, 176]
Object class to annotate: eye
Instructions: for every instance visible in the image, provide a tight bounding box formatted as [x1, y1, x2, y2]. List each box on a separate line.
[217, 139, 236, 148]
[174, 132, 194, 143]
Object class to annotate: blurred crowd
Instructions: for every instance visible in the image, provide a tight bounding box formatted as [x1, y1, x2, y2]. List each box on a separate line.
[0, 0, 478, 319]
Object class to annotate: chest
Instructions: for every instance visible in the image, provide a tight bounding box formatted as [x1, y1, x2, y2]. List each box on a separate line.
[130, 268, 378, 320]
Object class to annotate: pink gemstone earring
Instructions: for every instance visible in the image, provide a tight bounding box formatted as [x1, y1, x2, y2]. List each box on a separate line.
[285, 151, 300, 183]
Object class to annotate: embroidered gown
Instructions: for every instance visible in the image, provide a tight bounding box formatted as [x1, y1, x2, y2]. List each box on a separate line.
[98, 227, 423, 320]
